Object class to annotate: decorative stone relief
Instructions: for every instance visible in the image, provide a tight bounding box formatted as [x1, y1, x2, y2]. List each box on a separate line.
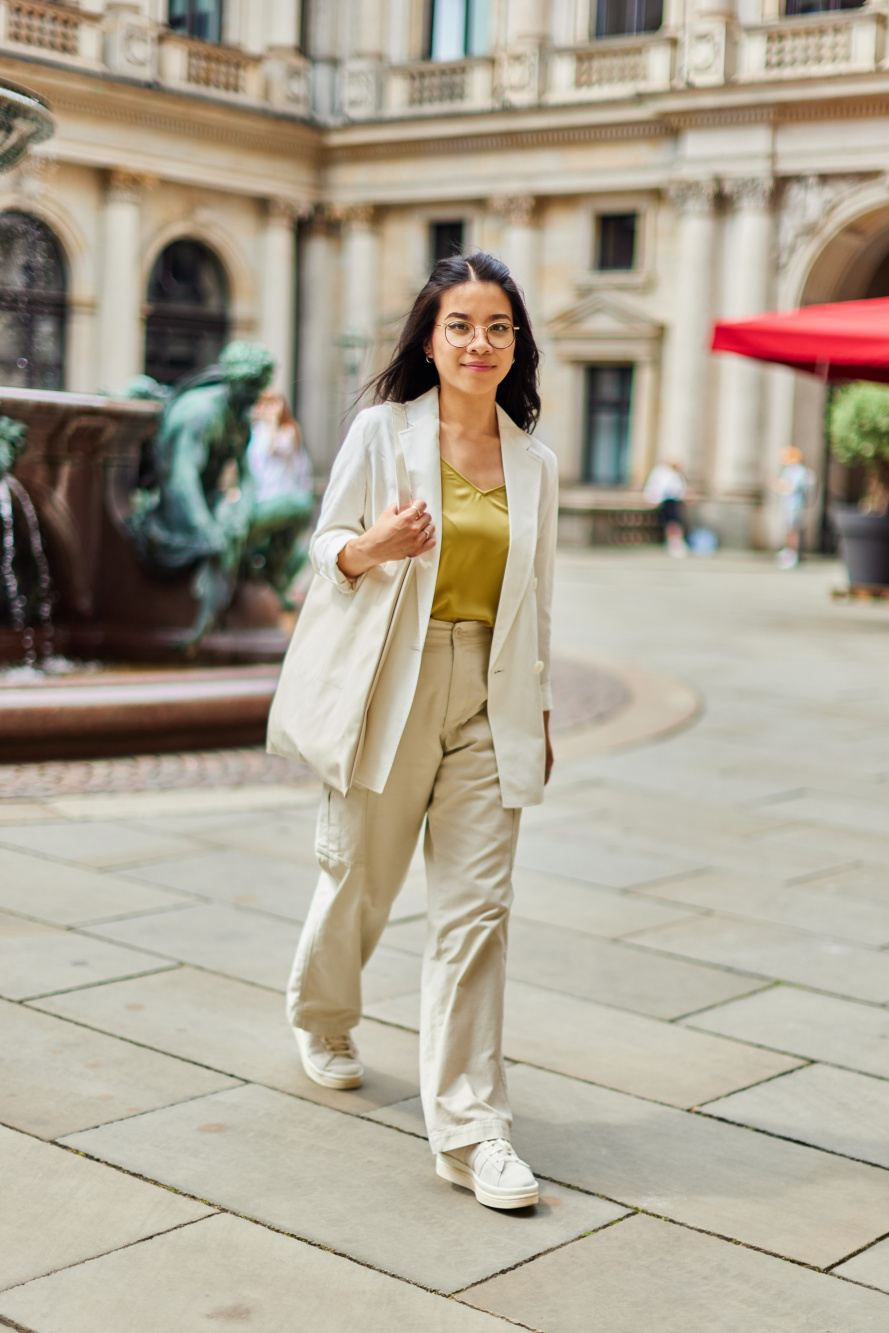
[340, 61, 380, 120]
[777, 174, 870, 270]
[682, 17, 735, 88]
[265, 54, 311, 114]
[331, 204, 376, 232]
[722, 177, 774, 210]
[494, 43, 541, 108]
[488, 195, 536, 226]
[104, 9, 158, 81]
[667, 180, 718, 215]
[107, 170, 150, 205]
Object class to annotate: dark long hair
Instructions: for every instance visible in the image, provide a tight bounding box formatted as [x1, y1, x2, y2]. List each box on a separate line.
[367, 252, 541, 433]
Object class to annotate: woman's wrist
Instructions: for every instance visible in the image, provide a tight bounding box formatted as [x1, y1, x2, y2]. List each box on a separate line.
[337, 534, 373, 579]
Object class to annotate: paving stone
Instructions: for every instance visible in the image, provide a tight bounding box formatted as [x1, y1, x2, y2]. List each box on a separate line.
[0, 911, 175, 1001]
[0, 846, 192, 926]
[638, 868, 889, 946]
[685, 985, 889, 1080]
[83, 902, 302, 990]
[45, 785, 302, 824]
[0, 998, 239, 1138]
[35, 967, 420, 1116]
[835, 1237, 889, 1294]
[122, 849, 319, 922]
[0, 1123, 213, 1291]
[367, 978, 801, 1108]
[801, 863, 889, 908]
[754, 824, 889, 873]
[0, 1213, 513, 1333]
[758, 792, 889, 839]
[0, 821, 202, 869]
[514, 824, 701, 888]
[628, 914, 889, 1004]
[181, 809, 323, 869]
[369, 1064, 889, 1268]
[60, 1082, 628, 1293]
[702, 1063, 889, 1169]
[461, 1213, 889, 1332]
[512, 868, 700, 937]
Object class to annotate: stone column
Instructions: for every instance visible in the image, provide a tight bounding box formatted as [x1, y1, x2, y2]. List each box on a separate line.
[335, 204, 380, 430]
[660, 180, 718, 481]
[490, 195, 537, 325]
[260, 198, 300, 400]
[98, 170, 145, 394]
[296, 207, 337, 470]
[713, 177, 774, 530]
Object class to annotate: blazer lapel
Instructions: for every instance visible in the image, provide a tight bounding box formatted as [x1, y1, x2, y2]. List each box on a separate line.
[397, 387, 442, 616]
[491, 405, 541, 668]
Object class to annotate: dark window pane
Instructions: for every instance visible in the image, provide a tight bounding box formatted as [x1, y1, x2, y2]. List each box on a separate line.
[584, 364, 633, 485]
[784, 0, 862, 12]
[594, 0, 663, 37]
[0, 212, 66, 390]
[597, 213, 637, 270]
[145, 239, 229, 387]
[430, 221, 465, 264]
[168, 0, 223, 42]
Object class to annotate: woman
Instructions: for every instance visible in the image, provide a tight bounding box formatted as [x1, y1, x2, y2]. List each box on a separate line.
[247, 391, 314, 501]
[286, 253, 558, 1211]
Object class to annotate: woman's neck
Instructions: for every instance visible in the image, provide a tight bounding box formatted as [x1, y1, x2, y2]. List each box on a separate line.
[437, 382, 499, 437]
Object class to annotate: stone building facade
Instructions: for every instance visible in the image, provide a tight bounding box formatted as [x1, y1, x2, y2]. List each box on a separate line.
[4, 0, 889, 546]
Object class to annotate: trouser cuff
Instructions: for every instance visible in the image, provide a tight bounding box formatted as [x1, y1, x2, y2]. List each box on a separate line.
[429, 1118, 512, 1156]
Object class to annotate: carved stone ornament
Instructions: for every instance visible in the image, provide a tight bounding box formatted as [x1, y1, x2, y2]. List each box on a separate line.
[722, 177, 774, 211]
[267, 198, 311, 225]
[488, 195, 536, 226]
[666, 180, 718, 215]
[494, 44, 541, 108]
[122, 22, 154, 68]
[107, 170, 149, 205]
[777, 174, 871, 270]
[331, 203, 376, 231]
[341, 62, 379, 119]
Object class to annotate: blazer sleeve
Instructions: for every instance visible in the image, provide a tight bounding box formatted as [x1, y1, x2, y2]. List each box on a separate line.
[309, 413, 370, 592]
[534, 449, 559, 712]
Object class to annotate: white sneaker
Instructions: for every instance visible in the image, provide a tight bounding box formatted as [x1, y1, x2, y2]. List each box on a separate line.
[295, 1029, 363, 1090]
[436, 1138, 539, 1210]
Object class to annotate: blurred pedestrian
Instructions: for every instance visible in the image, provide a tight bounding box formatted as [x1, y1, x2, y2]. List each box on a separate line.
[771, 446, 816, 569]
[644, 459, 688, 557]
[280, 252, 557, 1212]
[248, 391, 313, 501]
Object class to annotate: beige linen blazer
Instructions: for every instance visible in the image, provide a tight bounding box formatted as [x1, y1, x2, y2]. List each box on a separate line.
[310, 386, 559, 808]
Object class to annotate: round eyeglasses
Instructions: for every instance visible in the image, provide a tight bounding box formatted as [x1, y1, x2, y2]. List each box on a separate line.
[437, 320, 518, 350]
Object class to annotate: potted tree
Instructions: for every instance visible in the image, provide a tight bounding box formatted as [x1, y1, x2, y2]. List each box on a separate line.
[829, 382, 889, 588]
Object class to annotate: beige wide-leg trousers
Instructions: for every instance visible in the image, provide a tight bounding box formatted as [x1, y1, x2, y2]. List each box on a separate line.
[286, 619, 520, 1154]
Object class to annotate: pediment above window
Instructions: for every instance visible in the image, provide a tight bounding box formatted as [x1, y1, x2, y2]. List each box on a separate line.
[545, 291, 663, 360]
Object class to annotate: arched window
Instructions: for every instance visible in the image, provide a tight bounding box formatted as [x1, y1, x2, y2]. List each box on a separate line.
[144, 238, 229, 386]
[0, 211, 66, 390]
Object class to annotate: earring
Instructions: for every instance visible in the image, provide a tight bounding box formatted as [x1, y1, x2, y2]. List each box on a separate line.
[425, 355, 433, 363]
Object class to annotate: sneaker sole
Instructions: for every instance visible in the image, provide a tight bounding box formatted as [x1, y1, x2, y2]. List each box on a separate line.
[300, 1062, 363, 1091]
[436, 1154, 538, 1210]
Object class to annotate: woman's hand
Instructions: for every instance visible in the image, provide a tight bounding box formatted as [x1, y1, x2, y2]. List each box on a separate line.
[337, 501, 436, 579]
[544, 710, 554, 785]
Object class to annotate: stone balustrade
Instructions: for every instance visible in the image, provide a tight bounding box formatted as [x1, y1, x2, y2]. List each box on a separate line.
[0, 0, 102, 67]
[158, 32, 263, 102]
[738, 7, 886, 81]
[546, 36, 676, 104]
[384, 57, 495, 117]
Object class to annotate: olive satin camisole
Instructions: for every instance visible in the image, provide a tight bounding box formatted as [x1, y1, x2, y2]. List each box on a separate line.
[430, 456, 510, 628]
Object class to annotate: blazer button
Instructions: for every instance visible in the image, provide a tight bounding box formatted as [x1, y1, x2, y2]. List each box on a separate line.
[533, 661, 544, 674]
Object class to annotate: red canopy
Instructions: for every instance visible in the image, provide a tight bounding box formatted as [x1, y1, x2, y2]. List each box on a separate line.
[711, 296, 889, 384]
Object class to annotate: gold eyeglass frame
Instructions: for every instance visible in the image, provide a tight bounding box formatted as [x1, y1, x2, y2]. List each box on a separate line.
[436, 321, 519, 349]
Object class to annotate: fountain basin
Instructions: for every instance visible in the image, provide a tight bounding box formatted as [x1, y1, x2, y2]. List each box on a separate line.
[0, 663, 279, 761]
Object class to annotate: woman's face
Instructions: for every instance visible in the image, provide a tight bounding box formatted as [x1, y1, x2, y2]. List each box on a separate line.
[424, 282, 515, 402]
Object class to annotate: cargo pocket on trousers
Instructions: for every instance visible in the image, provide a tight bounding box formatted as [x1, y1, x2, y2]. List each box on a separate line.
[315, 785, 367, 871]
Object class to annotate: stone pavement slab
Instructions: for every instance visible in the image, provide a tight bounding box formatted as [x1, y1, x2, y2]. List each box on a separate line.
[60, 1082, 628, 1293]
[0, 1124, 213, 1291]
[752, 823, 889, 873]
[0, 997, 239, 1138]
[512, 867, 701, 937]
[122, 847, 319, 921]
[34, 966, 421, 1116]
[639, 868, 889, 946]
[0, 845, 192, 926]
[756, 792, 889, 838]
[0, 911, 174, 1001]
[514, 823, 702, 888]
[0, 820, 202, 868]
[367, 978, 802, 1108]
[835, 1238, 889, 1294]
[685, 984, 889, 1079]
[460, 1213, 889, 1332]
[702, 1063, 889, 1169]
[627, 914, 889, 1003]
[369, 1063, 889, 1268]
[170, 808, 322, 868]
[0, 1213, 515, 1333]
[802, 863, 889, 907]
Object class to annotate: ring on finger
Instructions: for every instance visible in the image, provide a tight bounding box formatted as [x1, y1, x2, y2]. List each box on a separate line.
[407, 505, 422, 520]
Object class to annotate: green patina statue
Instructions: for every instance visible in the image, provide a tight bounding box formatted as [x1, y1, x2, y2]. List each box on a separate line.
[127, 342, 315, 646]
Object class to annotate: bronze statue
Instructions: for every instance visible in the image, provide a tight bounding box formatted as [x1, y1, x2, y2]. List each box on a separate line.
[127, 342, 314, 646]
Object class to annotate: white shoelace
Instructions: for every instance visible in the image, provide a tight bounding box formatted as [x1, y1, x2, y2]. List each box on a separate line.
[476, 1138, 522, 1166]
[321, 1035, 356, 1058]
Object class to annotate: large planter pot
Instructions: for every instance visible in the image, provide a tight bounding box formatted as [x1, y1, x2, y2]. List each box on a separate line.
[832, 504, 889, 587]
